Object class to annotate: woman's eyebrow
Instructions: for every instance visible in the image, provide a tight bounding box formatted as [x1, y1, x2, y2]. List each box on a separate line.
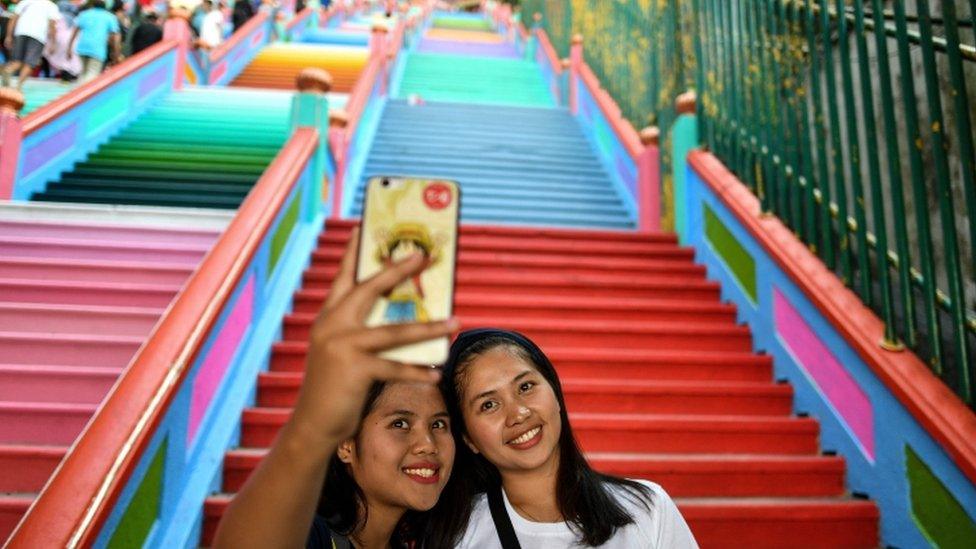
[384, 410, 417, 417]
[512, 370, 534, 384]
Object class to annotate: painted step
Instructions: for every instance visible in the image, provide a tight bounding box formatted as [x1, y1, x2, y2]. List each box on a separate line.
[238, 409, 819, 454]
[677, 498, 878, 548]
[0, 365, 121, 404]
[0, 495, 32, 543]
[0, 236, 208, 264]
[0, 220, 219, 246]
[0, 303, 161, 336]
[220, 448, 844, 497]
[0, 401, 98, 445]
[0, 257, 194, 285]
[277, 314, 752, 353]
[300, 266, 721, 301]
[318, 231, 692, 259]
[0, 332, 143, 367]
[0, 445, 66, 492]
[325, 219, 671, 242]
[284, 294, 738, 333]
[0, 279, 179, 308]
[310, 248, 705, 277]
[33, 189, 246, 209]
[257, 372, 791, 415]
[269, 342, 773, 382]
[588, 453, 846, 497]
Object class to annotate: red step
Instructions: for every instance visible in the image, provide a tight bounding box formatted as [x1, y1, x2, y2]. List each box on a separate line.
[0, 445, 66, 492]
[588, 453, 846, 497]
[311, 247, 706, 277]
[318, 230, 695, 260]
[257, 372, 791, 416]
[678, 498, 878, 548]
[301, 266, 722, 301]
[0, 495, 32, 543]
[199, 495, 877, 548]
[280, 315, 752, 353]
[269, 342, 773, 382]
[0, 402, 97, 445]
[324, 218, 679, 244]
[238, 408, 818, 454]
[220, 448, 845, 497]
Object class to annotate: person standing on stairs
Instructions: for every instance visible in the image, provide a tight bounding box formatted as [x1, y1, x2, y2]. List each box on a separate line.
[1, 0, 59, 90]
[197, 0, 224, 49]
[438, 329, 699, 548]
[213, 228, 468, 549]
[67, 0, 120, 83]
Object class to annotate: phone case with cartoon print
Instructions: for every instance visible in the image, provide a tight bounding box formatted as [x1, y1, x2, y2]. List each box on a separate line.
[355, 176, 460, 365]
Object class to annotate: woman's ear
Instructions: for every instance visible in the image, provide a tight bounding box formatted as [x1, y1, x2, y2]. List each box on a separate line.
[462, 433, 480, 455]
[337, 439, 356, 464]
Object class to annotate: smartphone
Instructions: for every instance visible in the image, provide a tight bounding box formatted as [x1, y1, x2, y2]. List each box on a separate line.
[356, 176, 460, 365]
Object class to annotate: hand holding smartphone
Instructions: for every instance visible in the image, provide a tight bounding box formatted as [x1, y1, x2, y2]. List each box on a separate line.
[355, 176, 460, 365]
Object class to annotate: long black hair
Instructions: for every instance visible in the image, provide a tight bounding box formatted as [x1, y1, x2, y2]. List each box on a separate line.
[436, 328, 655, 547]
[316, 382, 471, 548]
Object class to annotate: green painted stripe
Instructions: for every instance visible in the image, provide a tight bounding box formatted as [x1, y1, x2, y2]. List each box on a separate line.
[906, 445, 976, 549]
[704, 203, 757, 303]
[269, 188, 303, 275]
[107, 439, 166, 549]
[432, 17, 491, 31]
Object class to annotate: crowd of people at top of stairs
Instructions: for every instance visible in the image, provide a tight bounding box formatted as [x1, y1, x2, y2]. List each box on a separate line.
[0, 0, 263, 93]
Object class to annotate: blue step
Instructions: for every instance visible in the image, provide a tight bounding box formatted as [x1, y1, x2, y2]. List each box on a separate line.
[356, 100, 635, 230]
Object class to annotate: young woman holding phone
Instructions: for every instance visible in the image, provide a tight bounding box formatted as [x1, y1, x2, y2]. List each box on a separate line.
[213, 228, 466, 548]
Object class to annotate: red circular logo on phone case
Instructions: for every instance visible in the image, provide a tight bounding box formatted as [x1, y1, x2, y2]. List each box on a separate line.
[423, 183, 452, 210]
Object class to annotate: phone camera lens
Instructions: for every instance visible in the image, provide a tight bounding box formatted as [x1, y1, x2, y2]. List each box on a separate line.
[381, 178, 390, 187]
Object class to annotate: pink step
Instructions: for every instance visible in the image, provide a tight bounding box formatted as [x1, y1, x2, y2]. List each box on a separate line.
[0, 332, 142, 367]
[0, 279, 179, 308]
[0, 256, 194, 285]
[0, 401, 96, 444]
[0, 220, 221, 246]
[0, 236, 208, 264]
[0, 365, 121, 404]
[0, 445, 66, 492]
[0, 303, 162, 336]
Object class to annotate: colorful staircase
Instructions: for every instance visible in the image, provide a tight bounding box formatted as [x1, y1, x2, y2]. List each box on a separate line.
[0, 205, 224, 541]
[230, 43, 370, 91]
[356, 101, 633, 228]
[20, 79, 76, 116]
[31, 87, 293, 209]
[199, 219, 878, 547]
[396, 52, 554, 106]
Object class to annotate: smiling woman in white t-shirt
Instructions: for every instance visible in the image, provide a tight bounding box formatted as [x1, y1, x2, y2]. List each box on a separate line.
[436, 329, 699, 548]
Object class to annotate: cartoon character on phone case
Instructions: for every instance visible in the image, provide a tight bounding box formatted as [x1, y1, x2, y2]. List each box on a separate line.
[375, 222, 442, 323]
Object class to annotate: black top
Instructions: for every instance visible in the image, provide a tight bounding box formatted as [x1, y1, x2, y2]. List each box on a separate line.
[130, 22, 162, 55]
[307, 515, 353, 549]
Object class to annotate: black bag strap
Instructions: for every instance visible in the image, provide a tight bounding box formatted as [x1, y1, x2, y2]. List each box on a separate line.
[487, 485, 522, 549]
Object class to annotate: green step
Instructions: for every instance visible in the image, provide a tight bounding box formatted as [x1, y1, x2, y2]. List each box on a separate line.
[396, 53, 555, 107]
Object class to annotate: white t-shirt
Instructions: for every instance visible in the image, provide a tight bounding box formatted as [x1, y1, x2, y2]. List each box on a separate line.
[13, 0, 60, 44]
[199, 9, 224, 47]
[456, 480, 699, 548]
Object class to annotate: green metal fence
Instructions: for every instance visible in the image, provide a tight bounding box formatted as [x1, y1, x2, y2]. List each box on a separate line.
[521, 0, 976, 408]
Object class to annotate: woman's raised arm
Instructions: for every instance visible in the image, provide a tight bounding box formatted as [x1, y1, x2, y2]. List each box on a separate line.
[213, 227, 456, 549]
